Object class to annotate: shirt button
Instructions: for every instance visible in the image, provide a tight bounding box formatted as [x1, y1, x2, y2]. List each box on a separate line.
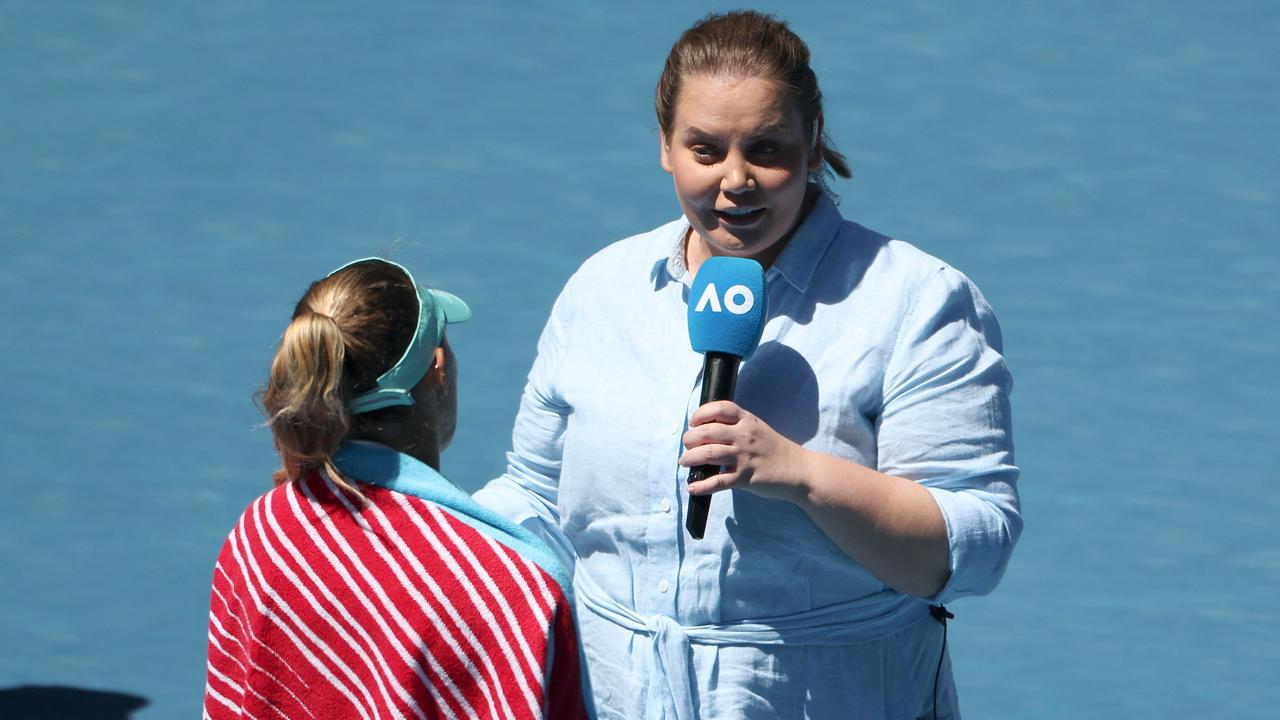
[660, 498, 672, 513]
[658, 578, 670, 593]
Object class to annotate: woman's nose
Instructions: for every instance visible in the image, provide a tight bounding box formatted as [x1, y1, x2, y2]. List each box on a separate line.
[720, 156, 755, 194]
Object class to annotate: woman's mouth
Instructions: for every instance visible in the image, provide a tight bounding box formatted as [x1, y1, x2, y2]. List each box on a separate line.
[715, 206, 765, 226]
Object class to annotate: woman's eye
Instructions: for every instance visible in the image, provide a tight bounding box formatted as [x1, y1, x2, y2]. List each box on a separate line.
[692, 145, 717, 160]
[752, 142, 779, 156]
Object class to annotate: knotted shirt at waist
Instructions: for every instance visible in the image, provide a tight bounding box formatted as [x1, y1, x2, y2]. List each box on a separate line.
[574, 565, 930, 720]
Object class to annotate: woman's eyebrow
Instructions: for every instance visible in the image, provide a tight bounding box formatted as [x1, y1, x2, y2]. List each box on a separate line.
[747, 122, 791, 139]
[682, 126, 714, 141]
[681, 122, 791, 142]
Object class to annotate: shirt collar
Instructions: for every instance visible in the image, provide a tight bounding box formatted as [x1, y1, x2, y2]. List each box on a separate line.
[662, 192, 843, 294]
[664, 226, 693, 286]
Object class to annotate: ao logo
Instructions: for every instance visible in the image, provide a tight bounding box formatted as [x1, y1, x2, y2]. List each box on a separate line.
[694, 283, 755, 315]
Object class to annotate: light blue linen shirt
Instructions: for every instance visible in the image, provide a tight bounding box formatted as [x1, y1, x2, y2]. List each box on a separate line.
[475, 194, 1021, 719]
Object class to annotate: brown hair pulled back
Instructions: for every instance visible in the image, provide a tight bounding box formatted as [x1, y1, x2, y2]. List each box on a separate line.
[260, 261, 418, 492]
[655, 10, 851, 181]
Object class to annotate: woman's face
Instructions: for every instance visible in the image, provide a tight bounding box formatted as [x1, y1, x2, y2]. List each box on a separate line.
[661, 73, 819, 270]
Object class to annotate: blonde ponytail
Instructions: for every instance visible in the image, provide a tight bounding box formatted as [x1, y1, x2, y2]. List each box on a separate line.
[258, 262, 418, 497]
[261, 309, 350, 479]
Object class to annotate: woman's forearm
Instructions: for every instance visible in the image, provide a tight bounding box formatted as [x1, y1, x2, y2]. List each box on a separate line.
[789, 450, 951, 599]
[680, 401, 953, 598]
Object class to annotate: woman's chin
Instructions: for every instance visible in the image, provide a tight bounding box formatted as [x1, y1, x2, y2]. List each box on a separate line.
[709, 230, 780, 260]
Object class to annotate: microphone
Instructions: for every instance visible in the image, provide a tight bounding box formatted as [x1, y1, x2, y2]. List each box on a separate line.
[685, 256, 768, 539]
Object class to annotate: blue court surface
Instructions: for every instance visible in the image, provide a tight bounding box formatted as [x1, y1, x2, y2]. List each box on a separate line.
[2, 1, 1277, 717]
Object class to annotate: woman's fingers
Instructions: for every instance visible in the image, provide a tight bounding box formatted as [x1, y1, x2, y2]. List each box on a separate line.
[687, 470, 734, 495]
[683, 401, 750, 450]
[680, 402, 801, 497]
[682, 422, 737, 450]
[688, 400, 744, 427]
[678, 442, 735, 469]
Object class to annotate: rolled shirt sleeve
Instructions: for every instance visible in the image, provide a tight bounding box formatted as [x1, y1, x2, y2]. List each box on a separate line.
[878, 265, 1023, 604]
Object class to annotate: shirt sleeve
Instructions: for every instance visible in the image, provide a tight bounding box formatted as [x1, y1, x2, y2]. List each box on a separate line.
[878, 266, 1023, 604]
[473, 283, 577, 573]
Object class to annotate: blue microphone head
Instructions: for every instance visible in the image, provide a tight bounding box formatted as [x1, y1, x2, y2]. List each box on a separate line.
[688, 256, 768, 359]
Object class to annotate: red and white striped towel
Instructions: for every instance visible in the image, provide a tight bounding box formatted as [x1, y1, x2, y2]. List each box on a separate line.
[204, 471, 587, 720]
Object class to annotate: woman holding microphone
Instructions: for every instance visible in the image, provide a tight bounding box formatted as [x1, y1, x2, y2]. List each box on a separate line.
[478, 10, 1021, 719]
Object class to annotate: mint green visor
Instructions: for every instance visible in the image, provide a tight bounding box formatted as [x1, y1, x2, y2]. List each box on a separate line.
[327, 257, 471, 414]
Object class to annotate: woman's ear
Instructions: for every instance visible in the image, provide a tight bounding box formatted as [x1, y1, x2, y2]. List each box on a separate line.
[660, 131, 674, 174]
[425, 345, 448, 388]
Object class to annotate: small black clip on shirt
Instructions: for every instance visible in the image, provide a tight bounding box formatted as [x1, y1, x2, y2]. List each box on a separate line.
[929, 604, 954, 624]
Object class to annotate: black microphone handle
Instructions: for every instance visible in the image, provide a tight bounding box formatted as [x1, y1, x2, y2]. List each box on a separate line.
[686, 351, 741, 539]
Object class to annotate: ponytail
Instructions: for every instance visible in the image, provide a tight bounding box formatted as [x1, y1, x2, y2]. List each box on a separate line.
[822, 144, 851, 181]
[261, 309, 361, 494]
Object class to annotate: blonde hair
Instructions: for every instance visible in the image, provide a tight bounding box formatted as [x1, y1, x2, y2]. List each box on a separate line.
[259, 261, 418, 495]
[655, 10, 851, 181]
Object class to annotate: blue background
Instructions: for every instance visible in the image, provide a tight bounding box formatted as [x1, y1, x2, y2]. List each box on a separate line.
[2, 1, 1277, 717]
